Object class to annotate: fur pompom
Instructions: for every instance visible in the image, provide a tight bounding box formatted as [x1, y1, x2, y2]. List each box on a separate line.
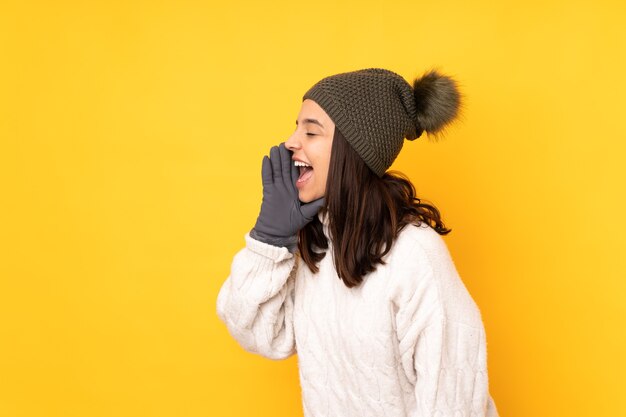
[412, 69, 462, 139]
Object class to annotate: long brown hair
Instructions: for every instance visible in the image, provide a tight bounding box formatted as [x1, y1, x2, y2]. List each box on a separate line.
[297, 126, 451, 288]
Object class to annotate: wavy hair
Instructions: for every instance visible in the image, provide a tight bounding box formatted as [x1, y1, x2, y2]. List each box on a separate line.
[297, 126, 451, 288]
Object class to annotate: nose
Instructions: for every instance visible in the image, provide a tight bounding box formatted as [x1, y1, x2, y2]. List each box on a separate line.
[285, 132, 301, 152]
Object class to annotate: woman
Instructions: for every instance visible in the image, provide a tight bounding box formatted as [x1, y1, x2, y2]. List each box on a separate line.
[217, 68, 500, 417]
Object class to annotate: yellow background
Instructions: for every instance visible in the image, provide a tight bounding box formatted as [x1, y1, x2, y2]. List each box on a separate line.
[1, 1, 625, 416]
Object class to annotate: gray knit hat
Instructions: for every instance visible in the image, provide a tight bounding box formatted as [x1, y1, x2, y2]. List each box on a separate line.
[302, 67, 462, 177]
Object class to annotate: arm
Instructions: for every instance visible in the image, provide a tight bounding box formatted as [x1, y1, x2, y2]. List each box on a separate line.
[403, 316, 494, 416]
[392, 236, 498, 416]
[216, 231, 298, 360]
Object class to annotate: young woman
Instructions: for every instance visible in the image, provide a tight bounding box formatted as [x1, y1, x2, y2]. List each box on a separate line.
[217, 68, 500, 417]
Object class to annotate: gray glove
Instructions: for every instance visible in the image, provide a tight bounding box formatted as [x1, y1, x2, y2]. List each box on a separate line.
[249, 142, 325, 253]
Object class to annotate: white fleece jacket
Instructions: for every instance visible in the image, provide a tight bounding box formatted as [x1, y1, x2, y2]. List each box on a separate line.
[216, 211, 500, 417]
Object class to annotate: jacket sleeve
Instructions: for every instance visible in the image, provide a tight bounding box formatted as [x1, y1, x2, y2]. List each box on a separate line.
[392, 236, 499, 417]
[216, 231, 298, 360]
[402, 317, 499, 416]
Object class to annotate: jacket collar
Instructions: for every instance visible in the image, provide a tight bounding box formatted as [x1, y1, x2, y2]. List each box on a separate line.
[317, 210, 331, 241]
[317, 210, 330, 226]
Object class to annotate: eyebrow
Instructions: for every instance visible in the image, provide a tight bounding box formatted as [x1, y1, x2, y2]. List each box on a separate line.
[295, 118, 325, 130]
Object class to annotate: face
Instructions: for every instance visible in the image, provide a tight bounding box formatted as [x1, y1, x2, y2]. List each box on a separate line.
[285, 99, 335, 203]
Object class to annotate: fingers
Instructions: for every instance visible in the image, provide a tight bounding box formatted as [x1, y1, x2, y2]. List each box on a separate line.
[261, 155, 272, 186]
[265, 143, 296, 193]
[301, 197, 326, 220]
[269, 145, 281, 181]
[279, 143, 291, 179]
[278, 142, 297, 194]
[290, 153, 300, 193]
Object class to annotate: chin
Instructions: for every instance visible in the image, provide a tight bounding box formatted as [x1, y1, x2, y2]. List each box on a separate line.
[298, 194, 312, 203]
[298, 190, 322, 204]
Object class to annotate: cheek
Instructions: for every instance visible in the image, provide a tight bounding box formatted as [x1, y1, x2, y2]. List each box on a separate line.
[322, 158, 331, 178]
[316, 166, 329, 188]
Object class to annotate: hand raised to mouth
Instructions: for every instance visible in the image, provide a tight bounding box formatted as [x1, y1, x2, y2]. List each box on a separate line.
[250, 142, 325, 253]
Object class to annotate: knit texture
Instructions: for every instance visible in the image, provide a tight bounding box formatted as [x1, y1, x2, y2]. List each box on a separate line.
[302, 68, 421, 177]
[216, 213, 500, 417]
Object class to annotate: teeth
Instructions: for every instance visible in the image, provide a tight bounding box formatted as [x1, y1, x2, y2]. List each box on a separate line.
[294, 161, 312, 167]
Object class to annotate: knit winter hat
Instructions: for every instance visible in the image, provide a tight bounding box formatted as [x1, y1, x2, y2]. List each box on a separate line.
[302, 67, 462, 177]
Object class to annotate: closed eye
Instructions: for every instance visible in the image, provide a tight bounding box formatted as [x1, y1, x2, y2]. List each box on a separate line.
[306, 133, 316, 136]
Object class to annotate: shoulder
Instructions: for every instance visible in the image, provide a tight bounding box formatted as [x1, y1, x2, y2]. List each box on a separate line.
[384, 221, 450, 287]
[390, 221, 452, 267]
[387, 221, 484, 327]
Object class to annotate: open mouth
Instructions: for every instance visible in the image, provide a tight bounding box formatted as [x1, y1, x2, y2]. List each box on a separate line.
[296, 163, 314, 186]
